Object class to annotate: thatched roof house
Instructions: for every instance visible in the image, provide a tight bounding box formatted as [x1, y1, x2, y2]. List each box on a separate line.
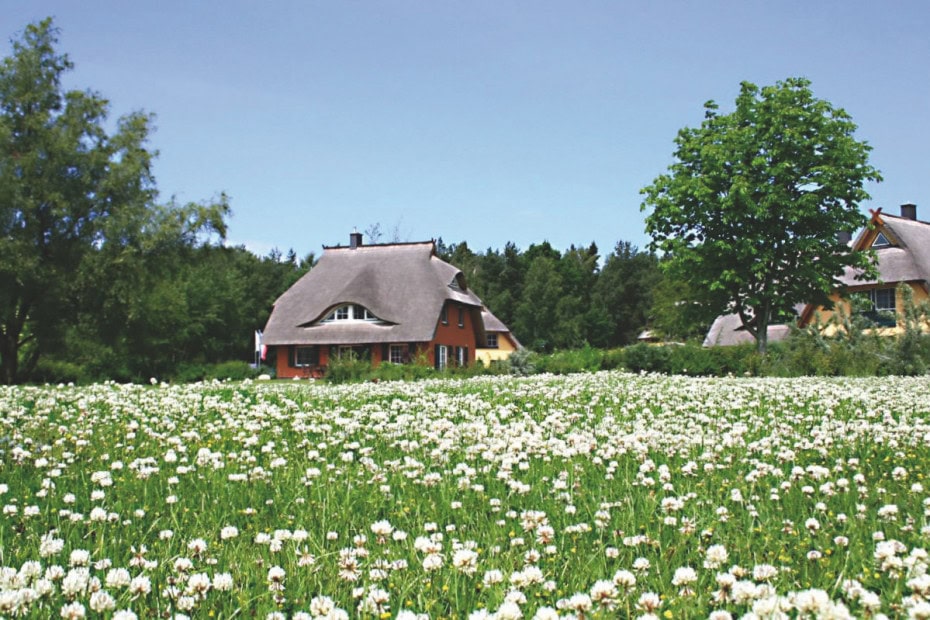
[263, 233, 516, 377]
[705, 203, 930, 346]
[798, 203, 930, 330]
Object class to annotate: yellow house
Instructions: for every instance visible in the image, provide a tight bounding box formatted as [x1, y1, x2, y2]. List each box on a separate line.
[798, 203, 930, 333]
[475, 308, 522, 366]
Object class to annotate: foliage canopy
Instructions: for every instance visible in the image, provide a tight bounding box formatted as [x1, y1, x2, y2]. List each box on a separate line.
[641, 78, 881, 352]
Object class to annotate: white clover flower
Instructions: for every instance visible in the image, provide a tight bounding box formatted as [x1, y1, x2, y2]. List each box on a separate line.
[129, 575, 151, 597]
[213, 572, 234, 591]
[752, 564, 778, 582]
[495, 601, 523, 620]
[671, 566, 697, 586]
[422, 554, 443, 571]
[636, 592, 661, 612]
[186, 538, 207, 555]
[186, 572, 211, 597]
[266, 566, 285, 585]
[105, 568, 131, 589]
[89, 590, 116, 613]
[483, 569, 504, 587]
[61, 568, 90, 597]
[532, 607, 559, 620]
[613, 569, 636, 590]
[704, 544, 729, 569]
[589, 580, 618, 608]
[878, 504, 900, 521]
[60, 601, 86, 619]
[452, 548, 478, 574]
[310, 595, 336, 615]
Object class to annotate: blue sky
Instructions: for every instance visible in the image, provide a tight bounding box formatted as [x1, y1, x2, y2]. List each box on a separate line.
[6, 1, 930, 260]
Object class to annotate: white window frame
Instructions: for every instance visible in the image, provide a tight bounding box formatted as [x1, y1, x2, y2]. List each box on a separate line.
[486, 333, 499, 349]
[872, 232, 891, 248]
[322, 304, 380, 323]
[869, 288, 896, 312]
[389, 344, 405, 364]
[437, 345, 448, 370]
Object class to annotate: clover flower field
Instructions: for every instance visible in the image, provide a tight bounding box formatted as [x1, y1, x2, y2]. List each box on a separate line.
[2, 372, 930, 619]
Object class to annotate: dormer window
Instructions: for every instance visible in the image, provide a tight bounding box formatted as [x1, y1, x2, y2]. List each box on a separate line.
[449, 274, 467, 291]
[322, 304, 381, 323]
[872, 232, 891, 248]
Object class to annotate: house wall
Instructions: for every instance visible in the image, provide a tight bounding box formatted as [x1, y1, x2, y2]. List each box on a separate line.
[426, 302, 478, 367]
[271, 302, 480, 378]
[803, 282, 929, 336]
[476, 332, 518, 366]
[274, 345, 332, 379]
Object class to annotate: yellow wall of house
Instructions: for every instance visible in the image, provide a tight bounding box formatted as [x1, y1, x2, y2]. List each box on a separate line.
[476, 333, 518, 366]
[806, 282, 929, 336]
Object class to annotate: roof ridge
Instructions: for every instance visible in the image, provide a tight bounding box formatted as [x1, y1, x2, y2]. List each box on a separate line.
[880, 212, 930, 226]
[322, 240, 435, 250]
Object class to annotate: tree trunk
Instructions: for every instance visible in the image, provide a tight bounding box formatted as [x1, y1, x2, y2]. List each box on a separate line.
[756, 304, 770, 355]
[0, 333, 18, 385]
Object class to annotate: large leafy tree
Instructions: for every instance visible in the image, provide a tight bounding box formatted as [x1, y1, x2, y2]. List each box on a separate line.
[0, 19, 229, 383]
[641, 78, 881, 353]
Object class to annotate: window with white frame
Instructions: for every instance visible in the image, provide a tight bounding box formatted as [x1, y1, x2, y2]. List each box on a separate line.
[872, 232, 891, 248]
[322, 304, 380, 323]
[869, 288, 896, 312]
[440, 305, 448, 325]
[458, 307, 465, 328]
[436, 345, 448, 370]
[456, 346, 467, 367]
[486, 333, 499, 348]
[389, 344, 406, 364]
[855, 287, 897, 327]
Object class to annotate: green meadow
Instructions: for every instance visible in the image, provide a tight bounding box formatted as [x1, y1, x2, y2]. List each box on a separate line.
[2, 373, 929, 618]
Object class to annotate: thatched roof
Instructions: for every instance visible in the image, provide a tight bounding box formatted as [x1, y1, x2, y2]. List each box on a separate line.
[702, 313, 794, 347]
[480, 308, 522, 349]
[839, 212, 930, 287]
[263, 241, 485, 345]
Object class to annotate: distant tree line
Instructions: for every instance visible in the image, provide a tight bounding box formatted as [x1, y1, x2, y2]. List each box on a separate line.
[436, 239, 703, 352]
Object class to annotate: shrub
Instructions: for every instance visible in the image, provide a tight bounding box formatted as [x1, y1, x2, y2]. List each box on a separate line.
[601, 348, 626, 370]
[206, 361, 260, 381]
[535, 346, 603, 375]
[621, 343, 671, 374]
[173, 363, 209, 383]
[507, 348, 537, 376]
[373, 361, 435, 382]
[31, 358, 90, 385]
[324, 352, 374, 384]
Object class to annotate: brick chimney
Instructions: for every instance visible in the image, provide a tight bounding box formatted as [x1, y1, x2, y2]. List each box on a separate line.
[901, 203, 917, 220]
[349, 231, 363, 249]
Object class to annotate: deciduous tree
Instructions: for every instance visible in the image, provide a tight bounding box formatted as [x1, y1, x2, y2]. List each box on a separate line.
[0, 19, 228, 383]
[641, 78, 881, 353]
